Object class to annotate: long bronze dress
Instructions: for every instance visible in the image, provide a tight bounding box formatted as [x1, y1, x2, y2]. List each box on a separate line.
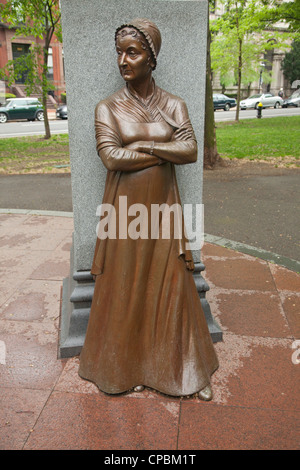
[78, 82, 218, 396]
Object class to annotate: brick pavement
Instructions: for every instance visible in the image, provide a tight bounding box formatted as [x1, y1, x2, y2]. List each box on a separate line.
[0, 212, 299, 450]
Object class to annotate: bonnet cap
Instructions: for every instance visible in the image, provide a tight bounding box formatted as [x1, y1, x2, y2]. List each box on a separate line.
[115, 18, 162, 69]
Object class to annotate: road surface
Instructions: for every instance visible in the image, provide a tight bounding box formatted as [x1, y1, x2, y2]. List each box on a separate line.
[0, 119, 69, 138]
[214, 106, 300, 122]
[0, 165, 299, 263]
[0, 107, 299, 137]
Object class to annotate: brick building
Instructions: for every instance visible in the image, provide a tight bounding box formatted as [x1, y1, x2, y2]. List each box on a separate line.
[0, 0, 65, 107]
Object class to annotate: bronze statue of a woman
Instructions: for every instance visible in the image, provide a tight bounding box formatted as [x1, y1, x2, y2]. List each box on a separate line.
[78, 18, 218, 400]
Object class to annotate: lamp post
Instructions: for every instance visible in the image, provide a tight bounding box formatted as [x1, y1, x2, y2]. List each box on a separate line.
[259, 62, 265, 93]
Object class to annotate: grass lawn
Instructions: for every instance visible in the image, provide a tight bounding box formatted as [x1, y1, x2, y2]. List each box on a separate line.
[0, 116, 299, 173]
[0, 133, 70, 174]
[216, 116, 300, 165]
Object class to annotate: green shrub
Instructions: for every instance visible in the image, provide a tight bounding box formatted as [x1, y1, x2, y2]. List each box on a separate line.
[61, 92, 66, 103]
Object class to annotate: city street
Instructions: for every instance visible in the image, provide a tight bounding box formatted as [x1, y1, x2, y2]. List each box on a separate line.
[214, 105, 300, 121]
[0, 106, 299, 137]
[0, 118, 69, 138]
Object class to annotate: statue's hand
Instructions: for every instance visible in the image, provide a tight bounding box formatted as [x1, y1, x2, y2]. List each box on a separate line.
[124, 141, 166, 166]
[124, 141, 149, 153]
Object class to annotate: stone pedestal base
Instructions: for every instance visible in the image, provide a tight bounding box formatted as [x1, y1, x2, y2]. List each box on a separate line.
[193, 263, 223, 343]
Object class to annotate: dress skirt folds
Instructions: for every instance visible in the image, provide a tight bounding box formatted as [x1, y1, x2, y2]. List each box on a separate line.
[78, 83, 218, 396]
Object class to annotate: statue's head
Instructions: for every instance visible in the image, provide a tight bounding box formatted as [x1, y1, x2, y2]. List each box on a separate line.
[115, 18, 161, 71]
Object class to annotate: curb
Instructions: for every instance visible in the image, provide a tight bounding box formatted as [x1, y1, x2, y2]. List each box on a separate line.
[1, 208, 299, 273]
[0, 208, 73, 218]
[204, 234, 300, 274]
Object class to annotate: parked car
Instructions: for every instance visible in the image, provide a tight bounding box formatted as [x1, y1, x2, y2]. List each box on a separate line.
[240, 93, 283, 110]
[56, 104, 68, 119]
[0, 97, 44, 123]
[282, 89, 300, 108]
[213, 93, 237, 111]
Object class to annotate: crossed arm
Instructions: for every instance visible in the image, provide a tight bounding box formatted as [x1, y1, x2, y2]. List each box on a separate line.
[95, 99, 197, 172]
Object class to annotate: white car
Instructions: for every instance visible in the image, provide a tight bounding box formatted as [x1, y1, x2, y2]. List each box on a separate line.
[240, 93, 283, 110]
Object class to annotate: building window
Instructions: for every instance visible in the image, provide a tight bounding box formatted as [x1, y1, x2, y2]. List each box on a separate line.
[12, 43, 30, 84]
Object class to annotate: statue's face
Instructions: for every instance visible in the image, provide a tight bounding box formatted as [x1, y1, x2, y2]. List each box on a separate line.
[116, 32, 154, 84]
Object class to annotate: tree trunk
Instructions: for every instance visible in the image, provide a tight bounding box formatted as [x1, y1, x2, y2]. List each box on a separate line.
[42, 10, 51, 140]
[42, 90, 51, 139]
[235, 39, 242, 122]
[204, 16, 220, 169]
[42, 45, 51, 139]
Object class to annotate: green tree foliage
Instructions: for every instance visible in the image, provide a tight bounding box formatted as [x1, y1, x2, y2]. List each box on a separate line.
[0, 0, 62, 138]
[262, 0, 300, 35]
[204, 1, 220, 169]
[211, 0, 291, 122]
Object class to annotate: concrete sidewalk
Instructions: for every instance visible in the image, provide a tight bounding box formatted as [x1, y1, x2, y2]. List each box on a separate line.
[0, 211, 299, 450]
[1, 165, 299, 263]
